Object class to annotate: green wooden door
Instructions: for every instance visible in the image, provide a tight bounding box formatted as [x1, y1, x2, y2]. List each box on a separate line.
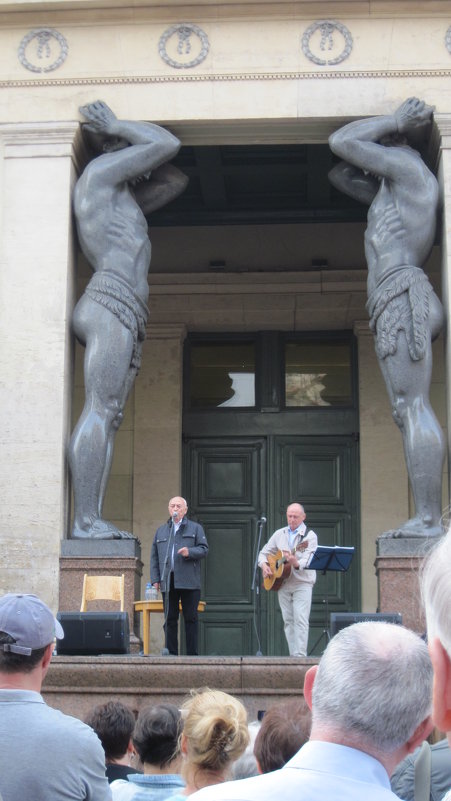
[183, 434, 359, 656]
[184, 436, 267, 655]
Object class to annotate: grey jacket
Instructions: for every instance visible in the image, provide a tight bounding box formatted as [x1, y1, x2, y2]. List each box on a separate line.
[390, 739, 451, 801]
[150, 517, 208, 591]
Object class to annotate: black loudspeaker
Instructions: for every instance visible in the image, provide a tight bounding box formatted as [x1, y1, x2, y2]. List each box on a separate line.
[56, 612, 130, 655]
[329, 611, 403, 638]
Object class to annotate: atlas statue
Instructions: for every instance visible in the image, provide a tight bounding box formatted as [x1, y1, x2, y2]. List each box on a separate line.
[329, 97, 445, 537]
[69, 101, 187, 539]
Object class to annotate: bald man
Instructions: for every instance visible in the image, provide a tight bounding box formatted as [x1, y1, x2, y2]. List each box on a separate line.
[150, 497, 208, 655]
[259, 503, 317, 656]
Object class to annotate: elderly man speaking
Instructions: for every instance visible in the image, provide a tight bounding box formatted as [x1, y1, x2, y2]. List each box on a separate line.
[150, 496, 208, 655]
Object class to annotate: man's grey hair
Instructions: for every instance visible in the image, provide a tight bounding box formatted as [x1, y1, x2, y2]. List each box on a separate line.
[422, 530, 451, 657]
[311, 621, 432, 752]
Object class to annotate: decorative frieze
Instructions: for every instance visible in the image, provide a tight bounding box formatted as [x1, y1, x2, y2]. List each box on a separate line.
[8, 18, 451, 87]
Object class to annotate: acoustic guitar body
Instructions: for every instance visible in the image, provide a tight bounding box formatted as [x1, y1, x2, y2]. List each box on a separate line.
[263, 550, 291, 591]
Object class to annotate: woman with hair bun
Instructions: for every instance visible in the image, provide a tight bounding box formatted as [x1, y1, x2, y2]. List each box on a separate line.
[172, 688, 249, 798]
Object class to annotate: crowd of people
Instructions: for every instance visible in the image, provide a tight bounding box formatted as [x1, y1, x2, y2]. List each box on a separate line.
[1, 527, 451, 801]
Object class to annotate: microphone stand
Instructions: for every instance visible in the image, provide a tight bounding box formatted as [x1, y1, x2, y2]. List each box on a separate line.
[251, 517, 266, 656]
[160, 515, 176, 656]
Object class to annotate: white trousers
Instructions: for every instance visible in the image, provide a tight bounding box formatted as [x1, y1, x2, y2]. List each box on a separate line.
[277, 581, 313, 656]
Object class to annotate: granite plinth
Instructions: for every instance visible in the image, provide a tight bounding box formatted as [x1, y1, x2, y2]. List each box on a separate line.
[43, 655, 315, 721]
[60, 539, 141, 558]
[59, 539, 143, 653]
[375, 534, 440, 634]
[376, 536, 439, 557]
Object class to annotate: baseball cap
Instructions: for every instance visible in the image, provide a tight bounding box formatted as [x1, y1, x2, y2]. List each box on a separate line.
[0, 593, 64, 656]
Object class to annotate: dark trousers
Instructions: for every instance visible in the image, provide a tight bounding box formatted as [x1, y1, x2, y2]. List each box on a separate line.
[163, 573, 201, 655]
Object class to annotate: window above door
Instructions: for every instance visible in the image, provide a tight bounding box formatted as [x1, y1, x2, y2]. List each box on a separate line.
[185, 332, 356, 412]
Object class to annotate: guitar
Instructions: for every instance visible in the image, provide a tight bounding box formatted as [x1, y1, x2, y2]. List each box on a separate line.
[263, 540, 309, 592]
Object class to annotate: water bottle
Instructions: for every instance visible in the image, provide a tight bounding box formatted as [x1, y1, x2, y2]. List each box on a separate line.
[145, 582, 153, 601]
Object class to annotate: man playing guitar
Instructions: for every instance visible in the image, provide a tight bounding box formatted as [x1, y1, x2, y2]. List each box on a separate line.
[258, 502, 318, 656]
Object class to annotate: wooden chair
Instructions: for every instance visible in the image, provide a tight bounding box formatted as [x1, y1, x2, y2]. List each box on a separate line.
[80, 574, 125, 612]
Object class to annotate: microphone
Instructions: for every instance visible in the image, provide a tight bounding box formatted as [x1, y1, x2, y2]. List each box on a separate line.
[258, 516, 267, 524]
[171, 512, 178, 522]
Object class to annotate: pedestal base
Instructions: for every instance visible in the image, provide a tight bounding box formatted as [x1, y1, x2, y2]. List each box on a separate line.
[59, 540, 143, 653]
[375, 535, 438, 634]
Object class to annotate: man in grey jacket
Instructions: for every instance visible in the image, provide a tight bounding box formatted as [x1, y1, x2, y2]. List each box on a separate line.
[151, 496, 208, 655]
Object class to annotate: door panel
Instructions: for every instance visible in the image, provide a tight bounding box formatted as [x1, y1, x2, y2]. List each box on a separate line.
[189, 440, 264, 510]
[200, 615, 254, 656]
[203, 517, 255, 604]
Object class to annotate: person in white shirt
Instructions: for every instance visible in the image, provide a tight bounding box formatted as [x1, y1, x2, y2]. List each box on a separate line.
[189, 621, 433, 801]
[258, 502, 317, 656]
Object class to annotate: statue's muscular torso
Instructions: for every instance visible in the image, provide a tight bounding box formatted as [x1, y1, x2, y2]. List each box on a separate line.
[74, 170, 151, 305]
[364, 170, 438, 296]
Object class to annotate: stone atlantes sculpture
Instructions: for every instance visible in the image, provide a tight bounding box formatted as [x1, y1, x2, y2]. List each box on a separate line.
[329, 97, 445, 537]
[68, 101, 187, 539]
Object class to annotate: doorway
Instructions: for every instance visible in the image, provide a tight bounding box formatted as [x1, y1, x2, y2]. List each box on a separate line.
[182, 332, 360, 656]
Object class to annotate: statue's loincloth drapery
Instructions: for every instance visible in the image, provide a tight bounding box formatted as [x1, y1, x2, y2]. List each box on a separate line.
[366, 266, 433, 361]
[85, 271, 149, 369]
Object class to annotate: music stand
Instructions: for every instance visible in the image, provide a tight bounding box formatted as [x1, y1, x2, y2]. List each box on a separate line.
[307, 545, 354, 656]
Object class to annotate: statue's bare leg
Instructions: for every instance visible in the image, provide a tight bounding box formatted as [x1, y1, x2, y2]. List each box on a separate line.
[378, 317, 445, 538]
[68, 296, 137, 539]
[97, 359, 139, 525]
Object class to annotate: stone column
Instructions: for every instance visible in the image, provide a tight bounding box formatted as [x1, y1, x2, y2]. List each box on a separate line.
[435, 115, 451, 505]
[133, 322, 187, 653]
[354, 321, 408, 612]
[0, 121, 82, 611]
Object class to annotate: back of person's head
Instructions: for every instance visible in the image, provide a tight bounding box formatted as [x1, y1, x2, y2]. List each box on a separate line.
[181, 688, 249, 775]
[133, 703, 182, 768]
[0, 593, 64, 674]
[254, 699, 311, 773]
[84, 700, 136, 761]
[230, 720, 261, 780]
[422, 530, 451, 658]
[311, 621, 432, 753]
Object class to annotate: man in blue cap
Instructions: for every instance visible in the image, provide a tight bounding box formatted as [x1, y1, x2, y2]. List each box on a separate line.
[0, 593, 111, 801]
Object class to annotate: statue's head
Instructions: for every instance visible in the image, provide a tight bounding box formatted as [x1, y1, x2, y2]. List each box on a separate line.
[81, 125, 129, 157]
[379, 132, 410, 148]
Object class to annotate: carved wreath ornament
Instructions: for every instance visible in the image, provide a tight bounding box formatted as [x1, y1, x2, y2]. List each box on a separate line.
[18, 28, 68, 73]
[158, 23, 210, 69]
[446, 25, 451, 55]
[302, 20, 353, 66]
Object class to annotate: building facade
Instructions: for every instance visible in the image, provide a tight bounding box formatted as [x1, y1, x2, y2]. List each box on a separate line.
[1, 0, 450, 654]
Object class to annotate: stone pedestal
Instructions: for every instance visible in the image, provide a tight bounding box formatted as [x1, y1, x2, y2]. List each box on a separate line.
[375, 536, 438, 634]
[59, 540, 143, 653]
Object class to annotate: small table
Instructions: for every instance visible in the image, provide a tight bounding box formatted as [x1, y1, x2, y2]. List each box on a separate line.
[134, 599, 206, 656]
